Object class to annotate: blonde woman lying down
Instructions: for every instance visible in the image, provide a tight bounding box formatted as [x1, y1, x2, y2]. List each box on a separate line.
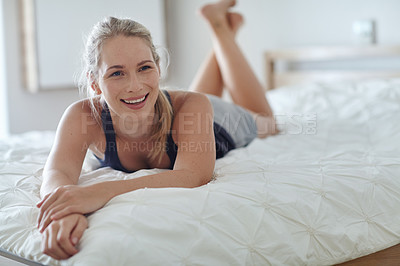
[36, 0, 276, 260]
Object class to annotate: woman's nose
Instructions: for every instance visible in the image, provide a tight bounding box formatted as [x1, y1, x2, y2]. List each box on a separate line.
[126, 73, 141, 92]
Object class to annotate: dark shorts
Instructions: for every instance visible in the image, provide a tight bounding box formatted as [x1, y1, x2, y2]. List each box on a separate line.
[207, 94, 258, 149]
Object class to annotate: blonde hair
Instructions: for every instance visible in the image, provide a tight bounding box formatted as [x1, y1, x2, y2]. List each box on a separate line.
[78, 16, 173, 164]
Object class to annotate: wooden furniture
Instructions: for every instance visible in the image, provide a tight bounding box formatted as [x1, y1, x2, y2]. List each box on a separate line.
[337, 244, 400, 266]
[265, 45, 400, 90]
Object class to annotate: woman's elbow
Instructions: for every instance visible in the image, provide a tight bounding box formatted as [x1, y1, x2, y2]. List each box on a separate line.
[189, 170, 213, 187]
[199, 173, 213, 186]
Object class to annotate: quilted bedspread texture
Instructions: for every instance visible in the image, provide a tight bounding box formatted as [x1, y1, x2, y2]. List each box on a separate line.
[1, 78, 400, 266]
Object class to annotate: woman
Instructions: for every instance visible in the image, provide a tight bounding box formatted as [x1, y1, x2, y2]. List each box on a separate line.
[37, 0, 276, 260]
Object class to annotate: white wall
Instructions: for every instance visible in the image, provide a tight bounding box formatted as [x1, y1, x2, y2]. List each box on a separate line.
[2, 0, 400, 134]
[164, 0, 400, 90]
[0, 0, 8, 138]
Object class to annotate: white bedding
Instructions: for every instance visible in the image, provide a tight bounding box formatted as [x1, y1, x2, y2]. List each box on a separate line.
[1, 78, 400, 265]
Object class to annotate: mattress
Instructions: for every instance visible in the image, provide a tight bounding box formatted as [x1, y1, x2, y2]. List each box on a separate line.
[1, 78, 400, 265]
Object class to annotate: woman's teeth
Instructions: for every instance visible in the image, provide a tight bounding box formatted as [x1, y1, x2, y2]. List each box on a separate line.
[122, 95, 146, 104]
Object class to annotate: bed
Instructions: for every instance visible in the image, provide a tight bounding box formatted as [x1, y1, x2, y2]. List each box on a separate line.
[1, 46, 400, 265]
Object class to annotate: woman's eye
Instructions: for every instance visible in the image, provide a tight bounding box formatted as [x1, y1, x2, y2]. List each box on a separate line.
[111, 71, 122, 77]
[139, 65, 151, 72]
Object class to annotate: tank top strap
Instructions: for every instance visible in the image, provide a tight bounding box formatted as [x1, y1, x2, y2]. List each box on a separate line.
[162, 90, 171, 103]
[100, 103, 120, 164]
[161, 90, 178, 168]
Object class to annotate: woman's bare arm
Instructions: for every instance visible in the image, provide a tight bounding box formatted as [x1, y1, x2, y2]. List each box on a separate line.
[40, 100, 95, 198]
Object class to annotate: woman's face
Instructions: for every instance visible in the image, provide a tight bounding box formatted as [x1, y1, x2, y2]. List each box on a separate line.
[97, 35, 160, 121]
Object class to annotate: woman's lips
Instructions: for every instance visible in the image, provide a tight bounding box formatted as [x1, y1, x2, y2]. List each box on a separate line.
[120, 93, 149, 110]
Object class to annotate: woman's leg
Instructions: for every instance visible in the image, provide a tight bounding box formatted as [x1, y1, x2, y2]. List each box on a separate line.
[189, 12, 243, 98]
[199, 0, 274, 118]
[189, 51, 223, 97]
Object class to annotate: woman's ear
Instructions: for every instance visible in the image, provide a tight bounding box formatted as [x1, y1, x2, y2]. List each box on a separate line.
[91, 81, 102, 95]
[88, 71, 102, 95]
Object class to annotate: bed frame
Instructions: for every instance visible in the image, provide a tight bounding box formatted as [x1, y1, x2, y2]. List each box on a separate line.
[265, 45, 400, 90]
[0, 248, 43, 266]
[265, 45, 400, 265]
[337, 244, 400, 265]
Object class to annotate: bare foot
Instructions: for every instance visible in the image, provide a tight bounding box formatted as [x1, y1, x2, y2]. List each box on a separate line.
[227, 12, 244, 35]
[199, 0, 236, 31]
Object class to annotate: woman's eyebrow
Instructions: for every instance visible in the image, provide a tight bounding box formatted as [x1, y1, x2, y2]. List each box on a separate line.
[106, 65, 124, 72]
[137, 60, 154, 66]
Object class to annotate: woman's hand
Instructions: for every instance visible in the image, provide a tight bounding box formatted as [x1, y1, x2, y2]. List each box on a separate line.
[37, 184, 110, 232]
[41, 213, 88, 260]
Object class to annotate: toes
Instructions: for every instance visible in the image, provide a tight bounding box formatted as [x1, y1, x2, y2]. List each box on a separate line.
[199, 0, 237, 19]
[223, 0, 236, 9]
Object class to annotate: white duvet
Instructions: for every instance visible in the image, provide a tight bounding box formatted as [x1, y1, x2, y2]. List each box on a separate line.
[1, 78, 400, 266]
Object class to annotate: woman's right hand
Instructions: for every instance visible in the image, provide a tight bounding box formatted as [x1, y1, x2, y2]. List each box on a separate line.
[41, 213, 88, 260]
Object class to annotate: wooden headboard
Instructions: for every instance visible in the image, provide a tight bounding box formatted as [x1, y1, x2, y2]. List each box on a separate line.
[265, 45, 400, 90]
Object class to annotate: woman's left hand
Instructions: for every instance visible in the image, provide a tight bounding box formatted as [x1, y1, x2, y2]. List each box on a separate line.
[37, 184, 110, 233]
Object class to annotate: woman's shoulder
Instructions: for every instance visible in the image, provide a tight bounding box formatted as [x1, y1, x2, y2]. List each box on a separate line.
[165, 89, 211, 113]
[65, 98, 97, 114]
[63, 98, 103, 121]
[60, 97, 103, 135]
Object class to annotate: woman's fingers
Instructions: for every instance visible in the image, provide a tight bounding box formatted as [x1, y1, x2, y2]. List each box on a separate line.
[40, 214, 87, 260]
[57, 220, 79, 256]
[36, 193, 52, 226]
[36, 193, 50, 208]
[39, 203, 69, 232]
[41, 229, 49, 256]
[51, 206, 78, 221]
[37, 190, 61, 227]
[42, 223, 70, 260]
[37, 186, 73, 228]
[70, 215, 88, 247]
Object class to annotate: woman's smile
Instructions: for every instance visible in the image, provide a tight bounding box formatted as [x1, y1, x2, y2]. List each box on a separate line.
[120, 93, 150, 110]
